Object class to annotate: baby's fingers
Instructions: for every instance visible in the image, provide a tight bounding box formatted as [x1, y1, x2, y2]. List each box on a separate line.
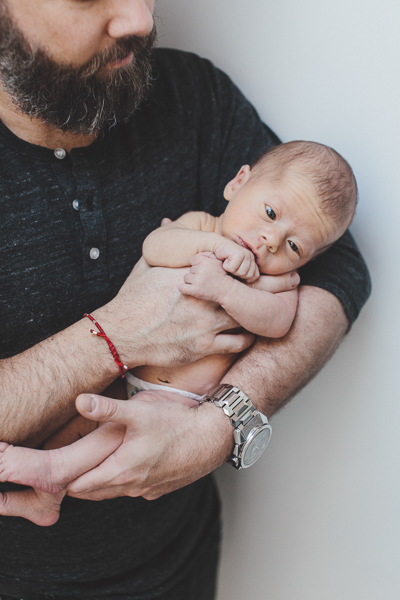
[223, 254, 259, 281]
[242, 260, 260, 283]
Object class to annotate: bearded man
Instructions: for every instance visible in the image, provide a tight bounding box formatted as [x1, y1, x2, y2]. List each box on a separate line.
[0, 1, 370, 599]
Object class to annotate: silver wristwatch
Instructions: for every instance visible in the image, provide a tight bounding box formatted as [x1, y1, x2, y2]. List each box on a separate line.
[203, 384, 272, 469]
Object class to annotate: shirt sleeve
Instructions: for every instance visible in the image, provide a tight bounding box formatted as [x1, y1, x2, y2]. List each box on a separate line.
[298, 230, 371, 325]
[202, 60, 371, 327]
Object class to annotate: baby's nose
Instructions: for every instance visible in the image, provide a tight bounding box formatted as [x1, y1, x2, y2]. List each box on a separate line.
[259, 229, 282, 253]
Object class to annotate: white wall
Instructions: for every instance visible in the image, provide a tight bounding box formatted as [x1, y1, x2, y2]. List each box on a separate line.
[155, 1, 400, 599]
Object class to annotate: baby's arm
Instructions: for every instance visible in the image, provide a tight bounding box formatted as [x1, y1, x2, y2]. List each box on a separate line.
[143, 212, 259, 282]
[179, 253, 298, 338]
[223, 278, 298, 338]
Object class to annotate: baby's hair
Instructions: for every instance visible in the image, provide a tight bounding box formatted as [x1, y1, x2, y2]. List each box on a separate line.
[250, 141, 358, 227]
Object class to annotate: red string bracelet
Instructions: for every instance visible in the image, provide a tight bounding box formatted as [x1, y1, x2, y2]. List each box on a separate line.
[84, 313, 129, 378]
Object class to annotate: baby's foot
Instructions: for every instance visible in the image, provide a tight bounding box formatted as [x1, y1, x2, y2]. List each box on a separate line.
[0, 487, 65, 526]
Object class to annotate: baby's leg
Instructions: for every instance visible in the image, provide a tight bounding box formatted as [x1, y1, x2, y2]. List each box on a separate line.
[43, 377, 126, 451]
[0, 423, 74, 526]
[43, 415, 99, 450]
[2, 417, 98, 526]
[0, 417, 124, 527]
[1, 407, 101, 526]
[0, 421, 80, 526]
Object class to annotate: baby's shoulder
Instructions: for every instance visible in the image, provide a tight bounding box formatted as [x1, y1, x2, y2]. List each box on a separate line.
[176, 211, 219, 233]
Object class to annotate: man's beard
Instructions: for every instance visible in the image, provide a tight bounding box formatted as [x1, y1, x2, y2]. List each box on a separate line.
[0, 5, 157, 135]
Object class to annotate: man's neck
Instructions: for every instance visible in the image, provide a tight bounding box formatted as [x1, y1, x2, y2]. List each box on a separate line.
[0, 84, 97, 152]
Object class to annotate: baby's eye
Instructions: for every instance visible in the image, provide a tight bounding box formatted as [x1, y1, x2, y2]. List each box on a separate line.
[288, 240, 299, 254]
[265, 206, 276, 220]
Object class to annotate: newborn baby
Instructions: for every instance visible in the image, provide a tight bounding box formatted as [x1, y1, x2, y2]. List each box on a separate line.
[128, 139, 357, 400]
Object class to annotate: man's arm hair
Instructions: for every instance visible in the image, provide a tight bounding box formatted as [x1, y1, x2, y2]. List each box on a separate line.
[0, 317, 119, 448]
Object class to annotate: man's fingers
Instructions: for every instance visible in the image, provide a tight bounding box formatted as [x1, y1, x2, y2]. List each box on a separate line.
[67, 447, 131, 496]
[182, 272, 195, 284]
[76, 394, 138, 425]
[212, 331, 255, 354]
[192, 251, 217, 261]
[137, 389, 200, 408]
[67, 487, 115, 501]
[69, 392, 200, 497]
[0, 425, 124, 493]
[190, 253, 215, 266]
[178, 282, 195, 296]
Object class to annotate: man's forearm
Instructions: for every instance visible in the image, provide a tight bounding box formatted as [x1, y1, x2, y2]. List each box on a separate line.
[221, 285, 348, 417]
[0, 316, 120, 447]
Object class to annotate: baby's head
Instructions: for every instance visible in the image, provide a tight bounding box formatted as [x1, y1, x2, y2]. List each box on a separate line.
[221, 140, 357, 274]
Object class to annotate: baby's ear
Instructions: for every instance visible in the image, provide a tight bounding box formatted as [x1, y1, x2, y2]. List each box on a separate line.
[223, 165, 251, 200]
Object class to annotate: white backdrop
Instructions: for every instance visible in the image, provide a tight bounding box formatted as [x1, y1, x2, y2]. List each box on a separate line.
[155, 1, 400, 599]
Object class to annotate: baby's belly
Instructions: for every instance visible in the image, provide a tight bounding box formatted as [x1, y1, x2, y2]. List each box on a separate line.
[132, 353, 237, 396]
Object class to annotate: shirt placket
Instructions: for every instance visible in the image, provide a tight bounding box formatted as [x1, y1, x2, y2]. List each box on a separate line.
[70, 152, 109, 286]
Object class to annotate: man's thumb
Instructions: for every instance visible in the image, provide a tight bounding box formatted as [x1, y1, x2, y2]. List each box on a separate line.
[76, 394, 130, 424]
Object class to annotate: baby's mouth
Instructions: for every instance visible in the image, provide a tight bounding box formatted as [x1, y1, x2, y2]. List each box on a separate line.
[237, 237, 258, 259]
[237, 237, 251, 251]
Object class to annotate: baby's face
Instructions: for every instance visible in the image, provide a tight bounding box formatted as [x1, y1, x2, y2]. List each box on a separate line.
[221, 164, 342, 275]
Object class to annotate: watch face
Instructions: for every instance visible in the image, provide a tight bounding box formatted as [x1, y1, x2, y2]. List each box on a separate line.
[241, 425, 271, 468]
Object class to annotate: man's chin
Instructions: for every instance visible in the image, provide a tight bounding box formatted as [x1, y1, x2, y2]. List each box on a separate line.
[0, 8, 157, 135]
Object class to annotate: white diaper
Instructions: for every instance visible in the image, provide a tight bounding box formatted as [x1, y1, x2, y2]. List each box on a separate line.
[125, 372, 204, 402]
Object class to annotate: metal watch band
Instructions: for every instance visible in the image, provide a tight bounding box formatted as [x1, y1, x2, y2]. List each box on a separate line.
[203, 383, 270, 469]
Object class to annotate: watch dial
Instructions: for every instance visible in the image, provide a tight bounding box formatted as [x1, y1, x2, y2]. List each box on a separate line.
[242, 427, 271, 468]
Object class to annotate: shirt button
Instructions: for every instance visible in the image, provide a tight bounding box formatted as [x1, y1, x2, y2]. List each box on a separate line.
[72, 199, 79, 210]
[54, 147, 66, 159]
[90, 247, 100, 260]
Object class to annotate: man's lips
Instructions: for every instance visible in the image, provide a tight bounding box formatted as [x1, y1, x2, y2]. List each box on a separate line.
[107, 52, 134, 69]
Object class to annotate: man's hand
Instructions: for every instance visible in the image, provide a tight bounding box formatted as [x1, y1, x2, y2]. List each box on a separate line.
[213, 238, 259, 282]
[67, 392, 233, 501]
[0, 391, 233, 521]
[96, 258, 255, 369]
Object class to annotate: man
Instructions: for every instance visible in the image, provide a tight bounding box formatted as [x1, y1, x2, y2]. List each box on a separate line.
[0, 1, 370, 599]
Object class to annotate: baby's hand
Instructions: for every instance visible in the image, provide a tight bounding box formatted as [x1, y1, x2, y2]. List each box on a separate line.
[214, 239, 259, 282]
[178, 253, 234, 303]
